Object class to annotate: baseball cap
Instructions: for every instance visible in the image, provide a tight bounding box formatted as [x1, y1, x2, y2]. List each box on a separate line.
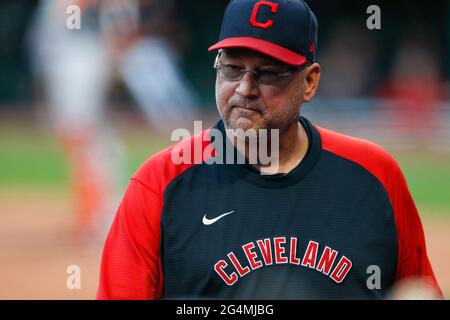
[208, 0, 318, 66]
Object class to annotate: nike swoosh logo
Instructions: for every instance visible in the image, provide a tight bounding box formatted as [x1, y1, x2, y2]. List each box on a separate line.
[202, 211, 235, 225]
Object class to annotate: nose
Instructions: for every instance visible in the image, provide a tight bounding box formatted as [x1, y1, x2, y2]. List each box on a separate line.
[235, 72, 260, 99]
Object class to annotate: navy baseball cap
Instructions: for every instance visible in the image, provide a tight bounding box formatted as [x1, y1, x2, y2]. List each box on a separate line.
[209, 0, 318, 66]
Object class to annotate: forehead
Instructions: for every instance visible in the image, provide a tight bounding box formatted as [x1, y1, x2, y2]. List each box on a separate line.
[221, 48, 287, 66]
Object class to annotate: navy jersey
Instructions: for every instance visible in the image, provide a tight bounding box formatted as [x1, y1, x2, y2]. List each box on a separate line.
[97, 117, 441, 299]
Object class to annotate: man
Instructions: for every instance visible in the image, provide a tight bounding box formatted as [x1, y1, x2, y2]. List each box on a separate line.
[97, 0, 442, 299]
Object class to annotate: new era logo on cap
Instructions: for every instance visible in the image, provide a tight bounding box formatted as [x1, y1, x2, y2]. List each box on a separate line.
[209, 0, 318, 66]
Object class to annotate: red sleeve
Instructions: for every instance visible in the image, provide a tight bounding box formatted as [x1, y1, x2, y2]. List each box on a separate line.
[390, 166, 443, 298]
[96, 178, 164, 299]
[318, 126, 443, 298]
[96, 128, 213, 299]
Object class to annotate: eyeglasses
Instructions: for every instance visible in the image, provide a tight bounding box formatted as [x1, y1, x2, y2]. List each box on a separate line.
[213, 53, 308, 85]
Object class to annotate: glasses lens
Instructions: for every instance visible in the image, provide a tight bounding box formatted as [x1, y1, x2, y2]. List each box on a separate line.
[258, 71, 283, 84]
[219, 65, 243, 81]
[215, 63, 300, 84]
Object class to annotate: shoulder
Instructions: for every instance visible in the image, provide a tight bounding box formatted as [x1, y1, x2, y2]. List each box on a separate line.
[316, 125, 401, 189]
[131, 128, 214, 195]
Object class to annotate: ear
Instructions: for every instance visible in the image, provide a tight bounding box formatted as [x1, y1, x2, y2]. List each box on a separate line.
[303, 63, 321, 102]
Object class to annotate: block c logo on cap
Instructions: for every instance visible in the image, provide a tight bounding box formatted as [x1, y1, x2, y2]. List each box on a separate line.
[250, 0, 279, 29]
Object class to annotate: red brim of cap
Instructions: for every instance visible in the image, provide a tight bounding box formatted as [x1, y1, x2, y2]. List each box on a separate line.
[208, 37, 307, 66]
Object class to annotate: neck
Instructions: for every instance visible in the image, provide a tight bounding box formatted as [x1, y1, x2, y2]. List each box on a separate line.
[226, 119, 309, 175]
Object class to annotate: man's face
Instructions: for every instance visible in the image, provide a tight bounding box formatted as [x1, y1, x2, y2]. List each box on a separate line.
[215, 48, 306, 134]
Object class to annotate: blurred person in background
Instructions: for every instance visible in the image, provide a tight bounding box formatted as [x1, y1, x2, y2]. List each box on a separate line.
[29, 0, 200, 241]
[29, 0, 116, 241]
[113, 0, 201, 132]
[318, 20, 378, 99]
[375, 32, 445, 141]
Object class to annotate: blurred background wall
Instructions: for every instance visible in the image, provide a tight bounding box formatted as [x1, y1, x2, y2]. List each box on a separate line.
[0, 0, 449, 299]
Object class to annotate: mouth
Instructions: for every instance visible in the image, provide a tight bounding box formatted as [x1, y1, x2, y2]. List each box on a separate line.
[232, 104, 261, 113]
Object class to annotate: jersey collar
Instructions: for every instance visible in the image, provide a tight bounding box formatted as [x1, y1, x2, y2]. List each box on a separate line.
[210, 116, 322, 188]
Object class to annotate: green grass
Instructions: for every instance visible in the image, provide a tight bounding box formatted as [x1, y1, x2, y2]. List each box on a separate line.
[121, 132, 172, 176]
[0, 126, 69, 188]
[392, 151, 450, 214]
[0, 124, 171, 189]
[1, 124, 450, 215]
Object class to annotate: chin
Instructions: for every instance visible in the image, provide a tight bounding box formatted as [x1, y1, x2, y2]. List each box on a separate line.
[230, 118, 263, 132]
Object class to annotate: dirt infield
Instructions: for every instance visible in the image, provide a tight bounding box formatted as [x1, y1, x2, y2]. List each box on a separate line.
[422, 214, 450, 297]
[0, 189, 449, 299]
